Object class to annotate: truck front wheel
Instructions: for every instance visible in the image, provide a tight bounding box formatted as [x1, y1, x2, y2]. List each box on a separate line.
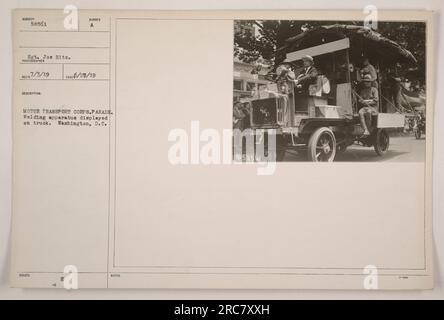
[307, 127, 337, 162]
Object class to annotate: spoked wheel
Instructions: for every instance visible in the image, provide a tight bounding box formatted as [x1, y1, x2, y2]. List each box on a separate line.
[307, 127, 337, 162]
[373, 128, 390, 156]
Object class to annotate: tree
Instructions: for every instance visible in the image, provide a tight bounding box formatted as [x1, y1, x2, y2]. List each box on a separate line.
[234, 20, 426, 84]
[234, 20, 307, 65]
[377, 22, 426, 82]
[234, 20, 358, 65]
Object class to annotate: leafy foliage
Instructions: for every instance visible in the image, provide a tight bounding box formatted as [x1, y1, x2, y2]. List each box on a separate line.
[377, 22, 426, 79]
[234, 20, 426, 83]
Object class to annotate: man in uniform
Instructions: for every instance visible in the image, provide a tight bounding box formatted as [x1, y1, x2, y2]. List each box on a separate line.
[358, 74, 379, 136]
[359, 56, 377, 86]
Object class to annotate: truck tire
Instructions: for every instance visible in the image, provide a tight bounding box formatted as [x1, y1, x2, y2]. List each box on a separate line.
[373, 128, 390, 156]
[307, 127, 337, 162]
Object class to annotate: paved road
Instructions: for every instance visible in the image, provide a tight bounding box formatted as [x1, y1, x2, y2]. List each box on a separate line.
[282, 134, 426, 162]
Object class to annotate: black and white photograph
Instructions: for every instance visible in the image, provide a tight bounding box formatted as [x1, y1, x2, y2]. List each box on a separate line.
[233, 20, 426, 162]
[1, 4, 441, 300]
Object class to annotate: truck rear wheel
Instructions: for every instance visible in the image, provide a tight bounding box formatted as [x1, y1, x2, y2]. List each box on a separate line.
[307, 127, 337, 162]
[373, 129, 390, 156]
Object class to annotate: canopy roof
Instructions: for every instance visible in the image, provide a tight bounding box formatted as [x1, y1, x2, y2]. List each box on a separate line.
[278, 24, 417, 66]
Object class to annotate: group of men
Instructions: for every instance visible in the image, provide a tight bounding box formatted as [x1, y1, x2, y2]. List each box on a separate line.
[233, 54, 380, 136]
[277, 55, 379, 136]
[274, 55, 319, 126]
[276, 54, 319, 95]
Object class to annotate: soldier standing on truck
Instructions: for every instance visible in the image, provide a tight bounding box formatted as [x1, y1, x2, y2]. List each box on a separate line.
[275, 64, 296, 126]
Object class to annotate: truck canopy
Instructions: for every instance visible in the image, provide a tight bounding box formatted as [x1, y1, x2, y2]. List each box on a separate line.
[277, 24, 417, 66]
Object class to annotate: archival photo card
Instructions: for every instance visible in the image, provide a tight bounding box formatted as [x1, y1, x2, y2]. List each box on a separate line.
[10, 9, 434, 290]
